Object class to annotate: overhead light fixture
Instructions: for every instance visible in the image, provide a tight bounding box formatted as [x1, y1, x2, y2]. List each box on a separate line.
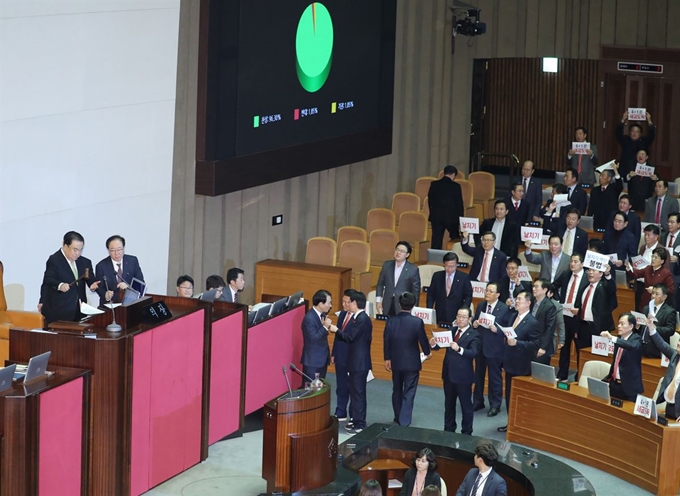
[543, 57, 558, 73]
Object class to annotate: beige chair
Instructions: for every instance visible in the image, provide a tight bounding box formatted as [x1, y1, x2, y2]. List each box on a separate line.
[336, 226, 367, 262]
[414, 176, 437, 208]
[0, 261, 44, 364]
[337, 240, 372, 295]
[398, 211, 430, 263]
[439, 169, 465, 180]
[440, 477, 448, 496]
[418, 265, 443, 288]
[518, 252, 541, 274]
[369, 229, 399, 283]
[305, 237, 337, 266]
[366, 290, 377, 318]
[422, 196, 432, 242]
[457, 179, 484, 219]
[392, 192, 421, 225]
[578, 360, 611, 388]
[451, 242, 473, 266]
[469, 171, 496, 218]
[653, 377, 666, 409]
[366, 208, 396, 235]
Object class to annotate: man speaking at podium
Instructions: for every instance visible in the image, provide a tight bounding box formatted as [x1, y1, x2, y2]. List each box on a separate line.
[94, 235, 144, 305]
[40, 231, 99, 325]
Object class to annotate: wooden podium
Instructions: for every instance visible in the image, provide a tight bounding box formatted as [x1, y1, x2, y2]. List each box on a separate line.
[262, 383, 338, 493]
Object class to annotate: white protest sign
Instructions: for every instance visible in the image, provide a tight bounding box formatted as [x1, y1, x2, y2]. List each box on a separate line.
[531, 235, 550, 251]
[633, 394, 654, 419]
[640, 222, 659, 231]
[596, 160, 616, 173]
[591, 335, 612, 356]
[631, 255, 649, 270]
[499, 325, 517, 339]
[606, 253, 618, 263]
[635, 164, 655, 177]
[584, 250, 609, 272]
[521, 226, 543, 243]
[517, 266, 532, 281]
[420, 352, 428, 363]
[411, 307, 436, 325]
[553, 194, 568, 204]
[562, 303, 576, 318]
[628, 108, 646, 121]
[478, 312, 496, 328]
[630, 311, 648, 326]
[661, 354, 670, 368]
[459, 217, 480, 234]
[432, 330, 453, 348]
[572, 142, 590, 155]
[471, 281, 487, 299]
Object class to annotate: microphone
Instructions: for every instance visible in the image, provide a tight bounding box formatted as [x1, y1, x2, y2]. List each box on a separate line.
[282, 365, 294, 398]
[289, 363, 314, 383]
[103, 276, 122, 332]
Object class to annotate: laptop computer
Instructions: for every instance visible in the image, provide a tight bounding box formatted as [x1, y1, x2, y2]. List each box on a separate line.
[247, 310, 257, 325]
[286, 291, 303, 309]
[427, 249, 451, 264]
[269, 297, 288, 317]
[587, 376, 611, 402]
[531, 361, 557, 386]
[122, 286, 141, 305]
[130, 277, 146, 297]
[14, 351, 51, 383]
[252, 303, 272, 324]
[0, 364, 16, 393]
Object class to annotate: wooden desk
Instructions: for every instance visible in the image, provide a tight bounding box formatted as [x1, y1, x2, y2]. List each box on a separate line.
[0, 366, 90, 496]
[255, 259, 351, 302]
[579, 347, 666, 398]
[358, 458, 409, 496]
[507, 376, 680, 495]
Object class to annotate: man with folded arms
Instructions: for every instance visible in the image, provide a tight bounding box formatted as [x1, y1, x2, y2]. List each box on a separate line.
[647, 319, 680, 420]
[601, 313, 643, 402]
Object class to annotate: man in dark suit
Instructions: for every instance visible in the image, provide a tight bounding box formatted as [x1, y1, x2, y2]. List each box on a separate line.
[519, 160, 542, 218]
[428, 165, 464, 249]
[566, 126, 599, 186]
[577, 267, 617, 351]
[476, 200, 519, 258]
[564, 168, 588, 215]
[540, 183, 569, 235]
[524, 234, 570, 283]
[587, 167, 623, 231]
[461, 231, 507, 283]
[607, 194, 642, 240]
[504, 183, 532, 226]
[603, 211, 639, 273]
[40, 231, 99, 325]
[300, 289, 337, 380]
[455, 443, 508, 496]
[638, 284, 677, 359]
[648, 325, 680, 419]
[383, 292, 431, 426]
[430, 307, 480, 434]
[601, 313, 644, 402]
[555, 253, 589, 379]
[198, 274, 227, 301]
[498, 290, 541, 432]
[94, 234, 145, 305]
[662, 213, 680, 309]
[531, 278, 558, 365]
[644, 179, 677, 234]
[625, 149, 657, 212]
[426, 252, 472, 324]
[471, 282, 511, 416]
[376, 241, 421, 316]
[498, 257, 532, 307]
[223, 267, 245, 303]
[559, 208, 588, 257]
[331, 288, 355, 420]
[616, 110, 656, 179]
[331, 291, 372, 433]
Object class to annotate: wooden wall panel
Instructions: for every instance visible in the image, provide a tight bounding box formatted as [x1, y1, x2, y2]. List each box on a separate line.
[169, 0, 680, 299]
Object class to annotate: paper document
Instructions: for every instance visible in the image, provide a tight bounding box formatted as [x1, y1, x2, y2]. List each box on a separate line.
[104, 303, 122, 309]
[562, 303, 576, 317]
[498, 326, 517, 339]
[478, 312, 496, 328]
[596, 160, 616, 173]
[432, 330, 453, 347]
[251, 302, 270, 311]
[80, 302, 104, 315]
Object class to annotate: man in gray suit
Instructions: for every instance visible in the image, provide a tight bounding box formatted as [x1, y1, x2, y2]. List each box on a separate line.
[524, 234, 570, 283]
[223, 267, 245, 303]
[567, 126, 598, 186]
[644, 180, 677, 233]
[648, 326, 680, 420]
[376, 241, 421, 316]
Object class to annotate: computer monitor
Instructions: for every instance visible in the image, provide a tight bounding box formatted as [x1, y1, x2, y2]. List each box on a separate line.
[0, 364, 16, 392]
[269, 297, 288, 316]
[427, 249, 450, 264]
[530, 362, 557, 386]
[587, 377, 611, 403]
[122, 287, 141, 305]
[286, 291, 303, 309]
[14, 351, 51, 383]
[253, 303, 272, 324]
[130, 277, 146, 297]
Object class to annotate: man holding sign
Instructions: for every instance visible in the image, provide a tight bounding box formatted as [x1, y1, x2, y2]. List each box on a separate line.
[601, 314, 644, 402]
[616, 110, 655, 179]
[498, 291, 541, 433]
[471, 282, 511, 417]
[626, 150, 657, 212]
[567, 126, 598, 186]
[647, 323, 680, 419]
[587, 166, 623, 231]
[577, 267, 617, 351]
[430, 307, 480, 434]
[461, 231, 507, 284]
[639, 284, 677, 359]
[644, 179, 675, 233]
[525, 234, 570, 283]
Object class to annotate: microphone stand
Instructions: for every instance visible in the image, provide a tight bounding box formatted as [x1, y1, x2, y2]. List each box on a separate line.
[103, 276, 122, 332]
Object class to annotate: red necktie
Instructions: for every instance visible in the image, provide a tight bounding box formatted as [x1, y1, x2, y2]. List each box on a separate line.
[669, 234, 675, 248]
[341, 312, 351, 330]
[116, 263, 123, 283]
[514, 202, 519, 211]
[601, 186, 605, 193]
[454, 329, 462, 342]
[577, 154, 582, 174]
[612, 347, 624, 379]
[480, 251, 490, 282]
[580, 283, 595, 319]
[566, 274, 578, 304]
[655, 198, 662, 224]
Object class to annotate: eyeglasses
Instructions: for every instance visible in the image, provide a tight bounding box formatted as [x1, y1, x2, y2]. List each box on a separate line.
[481, 238, 495, 243]
[108, 248, 124, 253]
[395, 249, 408, 254]
[178, 285, 193, 290]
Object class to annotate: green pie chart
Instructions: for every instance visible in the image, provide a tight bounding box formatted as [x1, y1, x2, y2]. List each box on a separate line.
[295, 3, 334, 93]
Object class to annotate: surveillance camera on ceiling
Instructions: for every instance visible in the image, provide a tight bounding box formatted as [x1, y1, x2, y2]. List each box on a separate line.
[452, 8, 487, 37]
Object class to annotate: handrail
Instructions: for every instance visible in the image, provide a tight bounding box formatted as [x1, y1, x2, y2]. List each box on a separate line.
[471, 152, 520, 179]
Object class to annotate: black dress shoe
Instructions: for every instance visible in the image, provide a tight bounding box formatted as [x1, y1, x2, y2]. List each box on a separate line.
[497, 425, 507, 432]
[473, 403, 485, 412]
[487, 408, 500, 417]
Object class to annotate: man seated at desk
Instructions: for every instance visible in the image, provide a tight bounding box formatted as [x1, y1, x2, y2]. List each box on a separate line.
[176, 275, 194, 298]
[198, 274, 227, 301]
[600, 313, 644, 402]
[648, 324, 680, 420]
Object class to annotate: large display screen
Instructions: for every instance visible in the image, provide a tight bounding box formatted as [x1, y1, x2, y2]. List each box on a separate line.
[196, 0, 396, 196]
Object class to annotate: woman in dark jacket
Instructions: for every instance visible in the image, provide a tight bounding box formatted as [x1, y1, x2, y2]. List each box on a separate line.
[400, 447, 442, 496]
